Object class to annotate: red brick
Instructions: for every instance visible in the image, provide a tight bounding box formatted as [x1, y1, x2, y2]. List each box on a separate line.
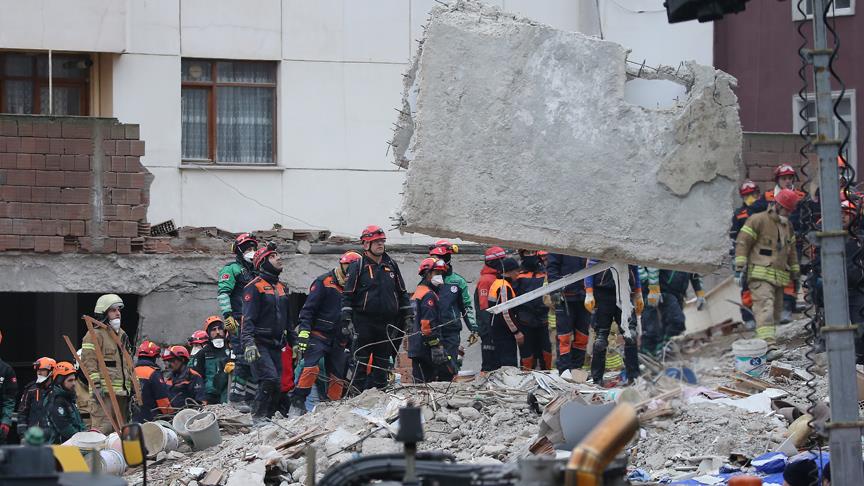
[116, 205, 131, 220]
[109, 189, 125, 204]
[0, 120, 17, 136]
[35, 170, 65, 187]
[64, 172, 92, 187]
[130, 140, 145, 157]
[13, 219, 46, 236]
[0, 153, 16, 168]
[3, 136, 20, 152]
[16, 120, 32, 137]
[49, 236, 64, 253]
[130, 205, 147, 221]
[0, 136, 5, 152]
[78, 237, 93, 252]
[54, 220, 71, 236]
[20, 203, 52, 219]
[33, 137, 49, 154]
[15, 154, 31, 169]
[51, 203, 89, 220]
[31, 154, 45, 170]
[110, 156, 125, 172]
[34, 236, 51, 252]
[48, 138, 64, 154]
[125, 124, 140, 140]
[0, 218, 11, 235]
[103, 172, 117, 188]
[125, 156, 143, 172]
[19, 137, 36, 153]
[6, 169, 35, 186]
[125, 189, 141, 205]
[101, 140, 116, 156]
[115, 140, 131, 156]
[18, 235, 34, 250]
[100, 238, 117, 253]
[45, 155, 60, 170]
[60, 188, 90, 204]
[32, 121, 62, 138]
[74, 155, 90, 171]
[69, 220, 86, 236]
[116, 237, 131, 254]
[64, 138, 93, 155]
[1, 186, 31, 201]
[0, 235, 20, 251]
[31, 187, 61, 203]
[129, 173, 146, 189]
[61, 122, 93, 139]
[59, 154, 74, 170]
[110, 125, 126, 140]
[122, 221, 138, 237]
[116, 173, 132, 188]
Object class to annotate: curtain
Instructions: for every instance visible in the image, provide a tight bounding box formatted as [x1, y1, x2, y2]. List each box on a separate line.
[39, 86, 81, 115]
[3, 80, 32, 114]
[182, 88, 210, 160]
[216, 86, 273, 164]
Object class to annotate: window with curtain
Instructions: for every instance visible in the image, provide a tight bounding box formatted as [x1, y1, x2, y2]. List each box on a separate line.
[181, 59, 276, 164]
[0, 52, 89, 115]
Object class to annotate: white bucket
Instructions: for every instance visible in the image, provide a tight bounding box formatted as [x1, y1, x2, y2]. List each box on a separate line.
[172, 408, 199, 439]
[141, 422, 179, 457]
[106, 432, 123, 455]
[98, 449, 126, 475]
[63, 431, 107, 450]
[732, 338, 768, 376]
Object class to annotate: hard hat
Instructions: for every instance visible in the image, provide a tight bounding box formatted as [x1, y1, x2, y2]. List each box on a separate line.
[774, 189, 801, 212]
[773, 164, 797, 179]
[52, 362, 76, 379]
[231, 232, 258, 254]
[429, 239, 459, 256]
[339, 250, 362, 265]
[94, 294, 124, 315]
[252, 243, 278, 270]
[484, 246, 507, 262]
[360, 225, 386, 243]
[838, 155, 848, 168]
[188, 330, 209, 346]
[418, 257, 447, 275]
[739, 180, 759, 196]
[33, 357, 56, 372]
[164, 345, 190, 362]
[137, 340, 161, 358]
[202, 316, 224, 334]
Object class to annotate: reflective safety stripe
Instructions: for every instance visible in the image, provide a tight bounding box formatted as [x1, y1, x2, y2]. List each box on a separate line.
[790, 264, 800, 274]
[81, 343, 96, 350]
[740, 225, 757, 239]
[756, 325, 776, 340]
[734, 256, 747, 265]
[748, 265, 791, 286]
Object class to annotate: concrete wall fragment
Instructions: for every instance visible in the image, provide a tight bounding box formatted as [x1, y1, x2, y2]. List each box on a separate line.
[393, 1, 742, 272]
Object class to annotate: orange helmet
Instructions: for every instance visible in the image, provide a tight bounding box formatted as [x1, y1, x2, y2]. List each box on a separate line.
[360, 225, 386, 243]
[164, 345, 190, 362]
[52, 362, 77, 379]
[418, 257, 447, 275]
[339, 250, 362, 265]
[33, 357, 56, 372]
[188, 330, 209, 346]
[774, 164, 797, 179]
[137, 340, 162, 359]
[739, 180, 759, 196]
[202, 316, 224, 334]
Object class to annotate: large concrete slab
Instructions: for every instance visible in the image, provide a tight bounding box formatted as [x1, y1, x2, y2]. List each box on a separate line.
[393, 1, 742, 272]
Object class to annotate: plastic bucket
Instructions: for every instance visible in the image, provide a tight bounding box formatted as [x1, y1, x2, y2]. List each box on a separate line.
[63, 430, 107, 450]
[106, 432, 123, 455]
[99, 449, 126, 475]
[732, 338, 768, 376]
[185, 411, 221, 451]
[172, 408, 199, 439]
[141, 422, 178, 457]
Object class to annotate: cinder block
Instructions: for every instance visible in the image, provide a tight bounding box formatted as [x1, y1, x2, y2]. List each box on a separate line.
[70, 220, 86, 236]
[30, 154, 45, 170]
[15, 154, 31, 169]
[74, 155, 90, 171]
[101, 140, 116, 156]
[130, 140, 145, 157]
[49, 236, 64, 253]
[116, 140, 131, 156]
[124, 124, 140, 140]
[33, 137, 49, 153]
[63, 172, 92, 187]
[19, 137, 36, 153]
[0, 120, 17, 136]
[35, 171, 65, 187]
[60, 188, 90, 204]
[49, 138, 65, 155]
[60, 155, 76, 171]
[0, 153, 15, 168]
[18, 235, 35, 250]
[125, 156, 143, 172]
[61, 122, 93, 139]
[45, 155, 61, 170]
[16, 121, 32, 137]
[6, 169, 35, 186]
[34, 236, 51, 252]
[32, 187, 61, 203]
[116, 237, 131, 254]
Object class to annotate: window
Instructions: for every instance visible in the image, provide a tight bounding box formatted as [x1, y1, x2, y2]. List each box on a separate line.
[792, 0, 855, 20]
[793, 90, 857, 167]
[0, 52, 90, 115]
[181, 59, 276, 164]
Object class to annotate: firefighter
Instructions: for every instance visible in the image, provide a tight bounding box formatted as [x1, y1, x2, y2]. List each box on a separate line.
[44, 362, 85, 444]
[242, 244, 292, 419]
[81, 294, 135, 434]
[513, 250, 552, 370]
[730, 180, 762, 329]
[192, 316, 232, 405]
[735, 188, 801, 342]
[132, 341, 172, 423]
[164, 345, 205, 408]
[290, 251, 360, 415]
[488, 257, 524, 369]
[408, 258, 453, 383]
[547, 253, 590, 373]
[218, 232, 259, 413]
[17, 357, 55, 437]
[640, 268, 704, 356]
[429, 240, 478, 372]
[340, 226, 412, 391]
[475, 247, 507, 372]
[585, 262, 643, 386]
[188, 330, 208, 359]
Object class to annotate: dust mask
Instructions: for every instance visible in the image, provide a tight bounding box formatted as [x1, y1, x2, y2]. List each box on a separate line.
[109, 318, 121, 331]
[212, 338, 225, 349]
[36, 375, 48, 384]
[431, 275, 444, 286]
[243, 250, 255, 263]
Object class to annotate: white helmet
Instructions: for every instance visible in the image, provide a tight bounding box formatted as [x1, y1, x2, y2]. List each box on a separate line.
[94, 294, 124, 315]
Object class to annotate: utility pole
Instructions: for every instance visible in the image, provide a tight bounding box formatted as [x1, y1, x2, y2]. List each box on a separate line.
[808, 1, 864, 483]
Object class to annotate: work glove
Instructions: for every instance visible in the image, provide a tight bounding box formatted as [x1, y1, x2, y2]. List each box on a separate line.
[296, 330, 310, 357]
[430, 346, 448, 366]
[0, 423, 9, 441]
[647, 285, 661, 307]
[696, 290, 706, 311]
[632, 292, 644, 316]
[514, 331, 525, 347]
[244, 344, 260, 363]
[224, 315, 239, 334]
[223, 361, 235, 374]
[467, 332, 479, 346]
[584, 291, 596, 314]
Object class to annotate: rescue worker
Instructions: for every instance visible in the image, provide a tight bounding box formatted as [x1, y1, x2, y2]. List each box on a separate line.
[17, 357, 56, 436]
[547, 253, 591, 373]
[132, 341, 172, 423]
[218, 232, 259, 412]
[0, 331, 14, 444]
[640, 268, 705, 356]
[488, 257, 524, 369]
[44, 362, 85, 444]
[513, 250, 552, 370]
[81, 294, 135, 434]
[730, 180, 762, 329]
[840, 200, 864, 363]
[585, 262, 643, 386]
[188, 330, 208, 359]
[340, 226, 412, 391]
[475, 247, 507, 372]
[73, 348, 91, 428]
[243, 243, 292, 419]
[290, 251, 360, 415]
[735, 188, 801, 342]
[164, 345, 205, 408]
[429, 240, 478, 372]
[192, 316, 232, 405]
[408, 258, 453, 383]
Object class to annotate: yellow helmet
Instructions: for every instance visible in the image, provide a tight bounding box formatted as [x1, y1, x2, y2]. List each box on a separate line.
[94, 294, 124, 314]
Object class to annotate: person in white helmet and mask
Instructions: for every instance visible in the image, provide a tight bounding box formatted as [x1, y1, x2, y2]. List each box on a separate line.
[80, 293, 135, 434]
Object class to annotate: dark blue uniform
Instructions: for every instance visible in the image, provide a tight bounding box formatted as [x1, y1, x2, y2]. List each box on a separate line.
[133, 359, 172, 422]
[166, 366, 205, 408]
[547, 254, 590, 373]
[408, 283, 452, 382]
[242, 274, 290, 416]
[513, 266, 551, 370]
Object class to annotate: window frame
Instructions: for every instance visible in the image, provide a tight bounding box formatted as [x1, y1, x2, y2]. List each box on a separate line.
[792, 0, 855, 21]
[0, 51, 90, 116]
[792, 89, 858, 169]
[180, 59, 278, 165]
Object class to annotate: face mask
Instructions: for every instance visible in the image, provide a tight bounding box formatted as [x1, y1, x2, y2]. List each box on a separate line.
[431, 275, 444, 286]
[109, 318, 121, 331]
[243, 250, 255, 263]
[191, 346, 203, 355]
[743, 194, 758, 206]
[212, 338, 225, 349]
[36, 375, 48, 384]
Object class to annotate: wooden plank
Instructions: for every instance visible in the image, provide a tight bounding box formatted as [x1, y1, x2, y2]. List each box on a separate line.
[63, 335, 120, 435]
[199, 468, 224, 486]
[79, 321, 125, 435]
[82, 315, 143, 405]
[716, 385, 752, 398]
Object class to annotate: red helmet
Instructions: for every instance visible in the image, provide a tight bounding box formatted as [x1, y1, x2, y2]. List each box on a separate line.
[739, 180, 759, 196]
[231, 232, 258, 253]
[418, 257, 447, 275]
[33, 357, 56, 372]
[202, 316, 224, 334]
[429, 239, 459, 256]
[339, 250, 362, 265]
[360, 225, 386, 243]
[252, 244, 277, 270]
[775, 189, 801, 212]
[774, 164, 797, 179]
[164, 345, 190, 362]
[188, 330, 209, 346]
[137, 340, 162, 359]
[484, 246, 507, 262]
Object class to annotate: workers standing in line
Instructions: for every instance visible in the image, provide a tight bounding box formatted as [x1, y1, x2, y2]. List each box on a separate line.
[132, 341, 172, 423]
[730, 180, 762, 329]
[164, 345, 205, 408]
[218, 232, 259, 413]
[44, 362, 86, 444]
[17, 357, 55, 436]
[429, 240, 478, 373]
[290, 251, 361, 415]
[547, 253, 590, 374]
[513, 250, 552, 370]
[585, 262, 643, 386]
[340, 226, 412, 391]
[640, 268, 705, 356]
[735, 188, 801, 342]
[81, 294, 135, 434]
[475, 247, 507, 372]
[242, 243, 292, 419]
[408, 258, 453, 383]
[192, 316, 232, 405]
[488, 257, 524, 369]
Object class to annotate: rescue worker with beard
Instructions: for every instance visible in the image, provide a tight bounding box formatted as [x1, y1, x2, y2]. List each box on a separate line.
[488, 257, 524, 369]
[44, 362, 85, 444]
[547, 253, 591, 374]
[193, 316, 232, 405]
[513, 250, 552, 370]
[81, 294, 135, 434]
[340, 226, 412, 391]
[243, 244, 292, 419]
[290, 251, 361, 415]
[218, 232, 259, 412]
[429, 240, 478, 373]
[17, 357, 55, 436]
[165, 345, 205, 408]
[132, 341, 172, 423]
[475, 247, 507, 372]
[408, 258, 452, 383]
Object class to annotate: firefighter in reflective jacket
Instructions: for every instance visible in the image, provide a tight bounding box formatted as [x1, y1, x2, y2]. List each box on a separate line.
[513, 250, 552, 370]
[408, 258, 453, 383]
[730, 180, 762, 329]
[17, 357, 55, 436]
[290, 251, 361, 415]
[547, 254, 590, 373]
[133, 341, 172, 422]
[475, 247, 507, 372]
[488, 258, 524, 370]
[429, 240, 477, 372]
[164, 346, 205, 408]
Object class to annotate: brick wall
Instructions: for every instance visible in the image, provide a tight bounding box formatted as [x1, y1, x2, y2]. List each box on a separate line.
[741, 132, 817, 192]
[0, 115, 151, 254]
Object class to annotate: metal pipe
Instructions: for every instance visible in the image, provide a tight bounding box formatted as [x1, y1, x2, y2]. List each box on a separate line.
[564, 403, 638, 486]
[48, 49, 53, 115]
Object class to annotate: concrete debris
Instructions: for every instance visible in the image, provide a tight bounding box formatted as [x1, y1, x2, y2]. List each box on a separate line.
[394, 0, 741, 272]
